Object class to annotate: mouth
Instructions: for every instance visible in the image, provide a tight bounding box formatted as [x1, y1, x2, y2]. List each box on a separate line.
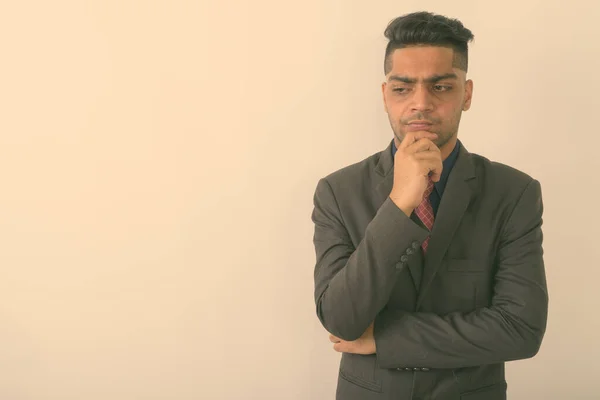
[406, 121, 434, 131]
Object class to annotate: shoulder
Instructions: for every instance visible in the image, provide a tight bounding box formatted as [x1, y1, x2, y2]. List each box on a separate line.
[317, 147, 385, 190]
[468, 151, 541, 200]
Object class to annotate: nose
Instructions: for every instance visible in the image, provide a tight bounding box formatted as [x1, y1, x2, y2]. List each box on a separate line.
[410, 85, 434, 112]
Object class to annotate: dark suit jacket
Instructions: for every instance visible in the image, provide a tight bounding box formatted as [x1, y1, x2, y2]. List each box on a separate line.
[311, 140, 548, 399]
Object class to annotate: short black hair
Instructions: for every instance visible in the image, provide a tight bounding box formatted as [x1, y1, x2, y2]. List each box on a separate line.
[383, 11, 474, 75]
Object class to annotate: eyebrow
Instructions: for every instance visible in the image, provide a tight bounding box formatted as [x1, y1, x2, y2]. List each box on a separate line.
[388, 73, 458, 84]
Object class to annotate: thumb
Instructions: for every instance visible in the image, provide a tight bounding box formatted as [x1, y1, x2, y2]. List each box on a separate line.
[429, 170, 441, 183]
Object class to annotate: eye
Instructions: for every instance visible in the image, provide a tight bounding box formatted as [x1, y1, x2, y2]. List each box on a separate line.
[433, 85, 452, 92]
[392, 87, 409, 94]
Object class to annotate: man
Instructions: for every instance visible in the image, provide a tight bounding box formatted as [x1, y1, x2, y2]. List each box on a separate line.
[311, 11, 548, 400]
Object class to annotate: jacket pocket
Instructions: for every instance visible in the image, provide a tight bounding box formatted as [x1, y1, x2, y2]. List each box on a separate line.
[445, 259, 494, 309]
[339, 353, 383, 393]
[460, 381, 507, 399]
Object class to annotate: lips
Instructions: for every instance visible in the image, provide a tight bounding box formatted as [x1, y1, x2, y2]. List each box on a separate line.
[406, 122, 433, 131]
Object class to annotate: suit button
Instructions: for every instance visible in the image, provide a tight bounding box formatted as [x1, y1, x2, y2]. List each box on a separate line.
[406, 248, 414, 255]
[400, 255, 409, 263]
[412, 241, 420, 249]
[404, 367, 412, 371]
[421, 368, 430, 371]
[413, 367, 420, 371]
[396, 262, 405, 270]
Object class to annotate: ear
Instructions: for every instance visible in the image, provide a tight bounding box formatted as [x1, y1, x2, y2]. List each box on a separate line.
[462, 79, 473, 111]
[382, 81, 389, 113]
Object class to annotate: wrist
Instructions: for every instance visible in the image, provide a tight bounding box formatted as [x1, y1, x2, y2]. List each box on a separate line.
[389, 196, 415, 217]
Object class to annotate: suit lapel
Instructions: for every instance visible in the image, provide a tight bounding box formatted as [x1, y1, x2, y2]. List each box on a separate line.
[416, 144, 478, 308]
[373, 140, 395, 207]
[373, 140, 422, 290]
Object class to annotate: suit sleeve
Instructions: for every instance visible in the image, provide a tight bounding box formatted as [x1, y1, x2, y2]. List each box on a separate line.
[312, 177, 429, 341]
[373, 178, 548, 369]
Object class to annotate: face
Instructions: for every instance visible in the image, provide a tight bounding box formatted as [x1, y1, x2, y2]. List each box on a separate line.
[382, 46, 473, 157]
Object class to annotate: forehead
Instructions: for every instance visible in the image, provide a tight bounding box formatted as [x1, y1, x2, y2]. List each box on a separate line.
[388, 46, 462, 78]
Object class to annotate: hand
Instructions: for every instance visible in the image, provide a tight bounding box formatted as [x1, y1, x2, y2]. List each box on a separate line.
[389, 131, 443, 215]
[329, 322, 376, 355]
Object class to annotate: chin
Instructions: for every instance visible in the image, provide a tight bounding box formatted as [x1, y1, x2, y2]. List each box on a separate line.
[435, 133, 456, 147]
[433, 137, 446, 147]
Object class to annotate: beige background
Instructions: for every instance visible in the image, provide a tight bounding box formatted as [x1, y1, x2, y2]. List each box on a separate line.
[0, 0, 598, 399]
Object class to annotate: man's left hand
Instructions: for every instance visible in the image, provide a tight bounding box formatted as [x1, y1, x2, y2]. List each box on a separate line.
[329, 322, 376, 355]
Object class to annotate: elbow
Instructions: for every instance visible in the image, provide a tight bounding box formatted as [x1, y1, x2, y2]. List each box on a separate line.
[334, 327, 364, 342]
[504, 292, 548, 360]
[500, 306, 547, 361]
[316, 301, 365, 341]
[519, 332, 544, 359]
[522, 306, 548, 359]
[500, 326, 544, 362]
[512, 318, 547, 360]
[328, 326, 364, 341]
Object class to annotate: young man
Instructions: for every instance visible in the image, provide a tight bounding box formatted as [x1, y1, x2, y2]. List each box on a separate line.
[311, 11, 548, 400]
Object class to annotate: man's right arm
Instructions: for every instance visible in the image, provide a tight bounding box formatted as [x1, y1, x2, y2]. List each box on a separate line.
[312, 177, 429, 341]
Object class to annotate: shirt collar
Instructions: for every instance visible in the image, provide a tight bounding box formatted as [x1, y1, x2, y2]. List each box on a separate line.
[391, 138, 461, 197]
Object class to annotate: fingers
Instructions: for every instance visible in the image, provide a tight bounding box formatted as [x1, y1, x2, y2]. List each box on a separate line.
[425, 158, 443, 182]
[331, 336, 346, 353]
[406, 138, 440, 155]
[399, 132, 442, 181]
[398, 131, 438, 151]
[333, 340, 354, 353]
[413, 153, 443, 182]
[429, 160, 443, 182]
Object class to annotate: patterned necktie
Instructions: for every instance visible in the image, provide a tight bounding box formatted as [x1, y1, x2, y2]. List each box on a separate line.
[414, 178, 435, 253]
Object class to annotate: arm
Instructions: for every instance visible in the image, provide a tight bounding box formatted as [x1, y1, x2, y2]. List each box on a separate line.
[312, 177, 429, 341]
[374, 179, 548, 369]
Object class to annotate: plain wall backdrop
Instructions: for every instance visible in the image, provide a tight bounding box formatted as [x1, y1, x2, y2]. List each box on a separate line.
[1, 0, 599, 399]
